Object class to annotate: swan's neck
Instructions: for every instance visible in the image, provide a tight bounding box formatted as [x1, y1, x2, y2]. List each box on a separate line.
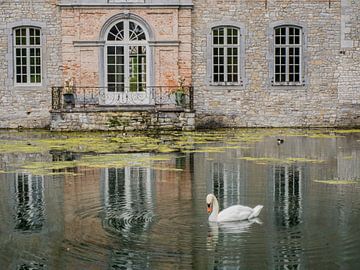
[209, 196, 220, 222]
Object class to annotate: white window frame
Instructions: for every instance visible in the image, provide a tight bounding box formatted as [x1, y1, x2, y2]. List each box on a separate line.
[105, 19, 149, 93]
[13, 26, 42, 86]
[211, 26, 241, 86]
[269, 22, 307, 87]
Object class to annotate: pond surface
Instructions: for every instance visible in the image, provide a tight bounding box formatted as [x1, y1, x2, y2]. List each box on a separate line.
[0, 129, 360, 269]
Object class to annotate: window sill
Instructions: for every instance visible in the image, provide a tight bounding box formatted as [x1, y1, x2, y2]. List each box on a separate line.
[207, 83, 245, 90]
[270, 84, 307, 91]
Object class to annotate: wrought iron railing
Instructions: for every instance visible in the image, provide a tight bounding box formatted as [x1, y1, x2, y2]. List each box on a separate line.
[51, 86, 194, 111]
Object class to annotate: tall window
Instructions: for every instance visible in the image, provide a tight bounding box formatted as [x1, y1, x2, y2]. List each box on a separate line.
[13, 27, 42, 85]
[106, 20, 147, 92]
[212, 26, 241, 85]
[273, 25, 302, 85]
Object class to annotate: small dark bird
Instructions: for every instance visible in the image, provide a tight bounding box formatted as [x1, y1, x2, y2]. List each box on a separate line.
[277, 139, 284, 145]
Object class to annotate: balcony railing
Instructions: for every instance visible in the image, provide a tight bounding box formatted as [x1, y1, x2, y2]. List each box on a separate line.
[51, 86, 194, 111]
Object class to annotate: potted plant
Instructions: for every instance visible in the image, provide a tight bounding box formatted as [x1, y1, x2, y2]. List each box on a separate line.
[63, 78, 75, 109]
[174, 77, 188, 107]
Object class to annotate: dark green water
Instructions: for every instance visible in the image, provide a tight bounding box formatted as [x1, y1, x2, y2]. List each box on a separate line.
[0, 129, 359, 269]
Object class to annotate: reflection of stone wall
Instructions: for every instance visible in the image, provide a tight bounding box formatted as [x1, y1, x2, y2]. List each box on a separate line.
[0, 154, 63, 269]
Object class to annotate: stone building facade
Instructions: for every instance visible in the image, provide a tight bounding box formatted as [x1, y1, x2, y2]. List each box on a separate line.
[0, 0, 61, 128]
[192, 0, 360, 127]
[0, 0, 359, 129]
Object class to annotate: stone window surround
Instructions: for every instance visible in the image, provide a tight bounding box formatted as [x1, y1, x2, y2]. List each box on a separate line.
[206, 21, 246, 90]
[268, 21, 308, 90]
[6, 20, 48, 89]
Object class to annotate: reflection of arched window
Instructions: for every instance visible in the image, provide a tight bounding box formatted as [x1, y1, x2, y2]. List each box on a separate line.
[14, 173, 44, 232]
[103, 166, 154, 235]
[210, 162, 245, 209]
[273, 165, 303, 227]
[106, 19, 148, 93]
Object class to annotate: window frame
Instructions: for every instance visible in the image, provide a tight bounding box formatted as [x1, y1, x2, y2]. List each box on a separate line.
[269, 22, 307, 88]
[13, 26, 43, 86]
[105, 19, 149, 93]
[207, 21, 246, 89]
[211, 26, 241, 86]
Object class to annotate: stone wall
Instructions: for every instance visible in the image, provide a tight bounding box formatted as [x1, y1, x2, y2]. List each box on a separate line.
[0, 0, 61, 128]
[50, 109, 195, 131]
[192, 0, 360, 128]
[336, 0, 360, 126]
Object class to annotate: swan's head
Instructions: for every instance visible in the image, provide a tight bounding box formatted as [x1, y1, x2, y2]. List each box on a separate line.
[206, 194, 215, 213]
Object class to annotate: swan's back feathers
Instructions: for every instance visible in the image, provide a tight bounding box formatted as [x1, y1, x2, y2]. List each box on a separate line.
[217, 204, 263, 222]
[217, 205, 253, 222]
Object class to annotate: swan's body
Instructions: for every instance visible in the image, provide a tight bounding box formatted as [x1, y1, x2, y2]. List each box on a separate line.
[206, 194, 263, 222]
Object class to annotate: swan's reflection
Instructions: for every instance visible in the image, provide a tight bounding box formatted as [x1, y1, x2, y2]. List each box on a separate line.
[207, 218, 262, 249]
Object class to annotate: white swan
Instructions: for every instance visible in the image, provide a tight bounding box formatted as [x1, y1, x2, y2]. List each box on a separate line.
[206, 194, 263, 222]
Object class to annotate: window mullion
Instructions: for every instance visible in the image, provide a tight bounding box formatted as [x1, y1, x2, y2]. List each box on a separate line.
[285, 27, 289, 83]
[224, 29, 228, 83]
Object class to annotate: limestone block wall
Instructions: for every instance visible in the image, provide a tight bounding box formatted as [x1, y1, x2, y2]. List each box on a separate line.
[0, 0, 61, 128]
[192, 0, 356, 128]
[336, 0, 360, 126]
[50, 109, 195, 131]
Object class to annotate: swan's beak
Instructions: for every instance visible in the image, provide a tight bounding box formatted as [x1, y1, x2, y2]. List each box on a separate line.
[207, 204, 212, 214]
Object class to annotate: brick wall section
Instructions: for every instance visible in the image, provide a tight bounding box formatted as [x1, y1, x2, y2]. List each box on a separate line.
[191, 0, 359, 127]
[0, 0, 61, 128]
[61, 7, 192, 87]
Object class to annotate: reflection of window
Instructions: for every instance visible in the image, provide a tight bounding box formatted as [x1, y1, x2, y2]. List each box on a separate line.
[14, 173, 44, 232]
[274, 165, 302, 227]
[13, 27, 42, 85]
[211, 162, 224, 206]
[103, 166, 153, 234]
[210, 162, 244, 209]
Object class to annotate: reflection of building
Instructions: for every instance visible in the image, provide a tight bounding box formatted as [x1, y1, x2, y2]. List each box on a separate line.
[102, 167, 154, 234]
[272, 165, 303, 228]
[269, 164, 304, 270]
[13, 173, 45, 232]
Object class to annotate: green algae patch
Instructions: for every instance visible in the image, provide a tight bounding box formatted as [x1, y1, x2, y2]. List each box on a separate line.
[19, 153, 174, 175]
[314, 180, 358, 185]
[330, 129, 360, 134]
[239, 156, 325, 164]
[308, 134, 343, 139]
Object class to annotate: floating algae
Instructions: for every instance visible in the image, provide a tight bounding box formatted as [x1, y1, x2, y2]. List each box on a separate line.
[239, 156, 325, 164]
[314, 180, 358, 185]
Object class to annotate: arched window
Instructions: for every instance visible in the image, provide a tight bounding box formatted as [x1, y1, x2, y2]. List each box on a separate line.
[273, 25, 303, 85]
[211, 26, 241, 85]
[106, 19, 148, 93]
[13, 27, 42, 85]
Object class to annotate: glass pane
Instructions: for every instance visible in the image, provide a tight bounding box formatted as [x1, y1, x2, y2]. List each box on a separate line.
[108, 22, 124, 41]
[108, 65, 115, 73]
[129, 21, 146, 41]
